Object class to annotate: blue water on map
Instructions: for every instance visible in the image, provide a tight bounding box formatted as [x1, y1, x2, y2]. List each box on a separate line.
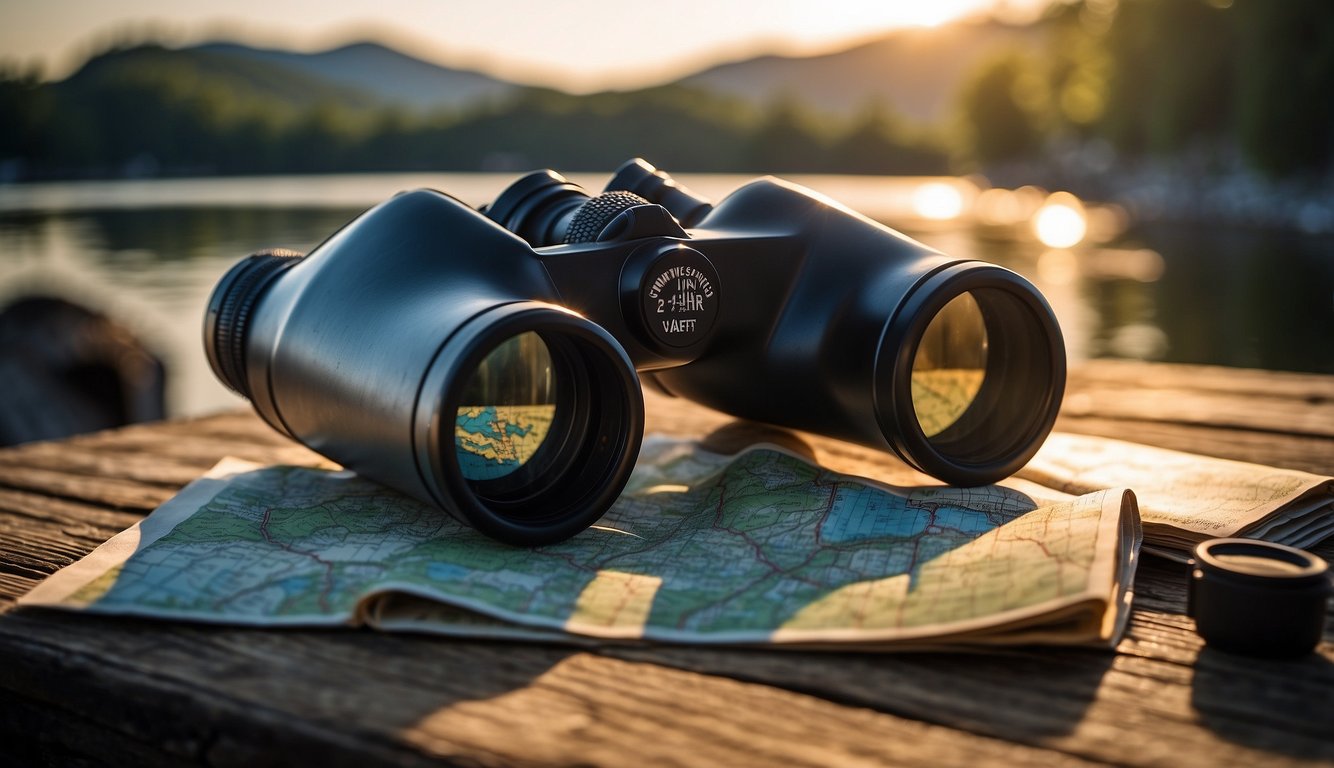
[427, 562, 469, 581]
[278, 575, 314, 596]
[455, 406, 524, 480]
[821, 487, 997, 544]
[456, 450, 518, 480]
[456, 407, 533, 441]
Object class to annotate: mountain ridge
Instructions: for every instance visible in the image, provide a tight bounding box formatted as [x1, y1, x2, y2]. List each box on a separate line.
[673, 20, 1042, 122]
[189, 40, 518, 112]
[56, 19, 1042, 122]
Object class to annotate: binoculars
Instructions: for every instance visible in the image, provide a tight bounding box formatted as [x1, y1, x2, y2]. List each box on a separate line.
[204, 159, 1065, 545]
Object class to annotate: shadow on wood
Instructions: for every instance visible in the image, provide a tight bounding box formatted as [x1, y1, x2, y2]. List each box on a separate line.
[603, 644, 1114, 746]
[1190, 647, 1334, 760]
[0, 611, 574, 767]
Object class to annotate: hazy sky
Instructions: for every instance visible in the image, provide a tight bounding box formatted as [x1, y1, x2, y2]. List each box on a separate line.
[0, 0, 1047, 90]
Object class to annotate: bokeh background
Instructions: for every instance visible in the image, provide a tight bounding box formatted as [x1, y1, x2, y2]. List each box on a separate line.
[0, 0, 1331, 441]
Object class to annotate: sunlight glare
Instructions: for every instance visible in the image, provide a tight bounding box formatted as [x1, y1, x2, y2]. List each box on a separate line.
[642, 484, 691, 495]
[588, 525, 645, 539]
[1107, 323, 1169, 360]
[1033, 192, 1088, 248]
[1037, 249, 1079, 286]
[783, 0, 995, 42]
[974, 188, 1023, 225]
[912, 182, 965, 220]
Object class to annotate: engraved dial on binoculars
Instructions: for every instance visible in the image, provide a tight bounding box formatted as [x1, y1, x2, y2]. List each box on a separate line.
[641, 249, 720, 349]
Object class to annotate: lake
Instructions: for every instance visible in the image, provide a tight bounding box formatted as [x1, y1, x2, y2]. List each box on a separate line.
[1, 172, 1331, 419]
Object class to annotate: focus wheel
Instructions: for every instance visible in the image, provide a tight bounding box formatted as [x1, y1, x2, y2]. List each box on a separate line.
[209, 249, 303, 398]
[564, 191, 650, 243]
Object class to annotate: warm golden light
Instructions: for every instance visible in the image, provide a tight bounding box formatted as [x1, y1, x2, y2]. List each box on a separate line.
[782, 0, 1010, 43]
[1033, 192, 1088, 248]
[912, 181, 966, 220]
[2, 0, 1056, 89]
[974, 188, 1022, 225]
[642, 484, 691, 495]
[911, 293, 987, 437]
[1036, 249, 1079, 286]
[1106, 323, 1169, 359]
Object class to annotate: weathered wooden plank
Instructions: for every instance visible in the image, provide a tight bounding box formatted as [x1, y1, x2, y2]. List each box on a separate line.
[56, 410, 293, 447]
[0, 613, 1098, 768]
[1068, 361, 1334, 401]
[0, 518, 105, 575]
[0, 486, 144, 532]
[1053, 416, 1334, 475]
[0, 464, 176, 511]
[1060, 385, 1334, 438]
[605, 617, 1334, 766]
[0, 441, 224, 486]
[0, 573, 36, 602]
[32, 426, 321, 469]
[0, 361, 1330, 767]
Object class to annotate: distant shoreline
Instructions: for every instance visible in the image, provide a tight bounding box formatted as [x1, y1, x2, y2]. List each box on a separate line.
[985, 145, 1334, 236]
[5, 161, 1332, 235]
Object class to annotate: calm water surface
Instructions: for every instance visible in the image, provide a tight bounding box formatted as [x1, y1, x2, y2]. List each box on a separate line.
[1, 173, 1330, 418]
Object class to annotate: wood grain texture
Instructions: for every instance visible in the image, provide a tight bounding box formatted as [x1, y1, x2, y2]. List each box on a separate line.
[0, 360, 1331, 767]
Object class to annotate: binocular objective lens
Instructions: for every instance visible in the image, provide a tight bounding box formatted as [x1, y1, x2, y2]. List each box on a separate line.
[911, 292, 988, 438]
[454, 332, 558, 482]
[430, 303, 643, 543]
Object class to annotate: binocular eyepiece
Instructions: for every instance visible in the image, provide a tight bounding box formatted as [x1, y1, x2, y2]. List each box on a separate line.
[205, 159, 1065, 545]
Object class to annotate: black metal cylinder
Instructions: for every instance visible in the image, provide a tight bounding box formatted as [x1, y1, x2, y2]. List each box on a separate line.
[1188, 538, 1331, 658]
[204, 189, 643, 545]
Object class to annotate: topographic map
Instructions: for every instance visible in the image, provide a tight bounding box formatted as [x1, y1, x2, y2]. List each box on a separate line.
[21, 437, 1140, 650]
[1020, 433, 1334, 557]
[910, 369, 985, 437]
[454, 404, 555, 480]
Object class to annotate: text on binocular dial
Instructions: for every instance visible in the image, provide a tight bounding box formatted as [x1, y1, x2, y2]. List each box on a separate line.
[662, 318, 698, 333]
[647, 265, 715, 301]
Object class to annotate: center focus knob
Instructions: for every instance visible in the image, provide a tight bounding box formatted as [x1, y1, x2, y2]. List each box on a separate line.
[564, 191, 651, 243]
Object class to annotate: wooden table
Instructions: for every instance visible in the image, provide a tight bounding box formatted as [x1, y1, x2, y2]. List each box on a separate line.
[1, 360, 1330, 767]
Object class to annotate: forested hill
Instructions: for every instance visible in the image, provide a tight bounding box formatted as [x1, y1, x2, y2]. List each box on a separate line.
[674, 21, 1040, 123]
[62, 44, 386, 113]
[188, 42, 517, 112]
[1, 1, 1331, 182]
[0, 37, 954, 178]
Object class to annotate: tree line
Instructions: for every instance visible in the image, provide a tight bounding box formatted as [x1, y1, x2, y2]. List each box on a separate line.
[0, 57, 947, 179]
[2, 0, 1331, 181]
[957, 0, 1334, 178]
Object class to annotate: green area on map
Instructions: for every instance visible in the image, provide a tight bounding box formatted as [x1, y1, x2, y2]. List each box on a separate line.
[59, 437, 1111, 642]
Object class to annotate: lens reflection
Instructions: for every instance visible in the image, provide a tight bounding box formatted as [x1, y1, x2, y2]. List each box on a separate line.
[455, 332, 557, 481]
[912, 293, 987, 438]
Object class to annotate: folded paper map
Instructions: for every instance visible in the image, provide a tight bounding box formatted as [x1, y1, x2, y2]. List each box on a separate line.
[1018, 434, 1334, 559]
[21, 437, 1141, 651]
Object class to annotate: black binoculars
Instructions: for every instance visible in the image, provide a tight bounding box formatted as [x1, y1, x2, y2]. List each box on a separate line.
[204, 159, 1065, 545]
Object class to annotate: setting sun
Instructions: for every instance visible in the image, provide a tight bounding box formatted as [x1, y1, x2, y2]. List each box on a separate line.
[1, 0, 1050, 90]
[782, 0, 1009, 39]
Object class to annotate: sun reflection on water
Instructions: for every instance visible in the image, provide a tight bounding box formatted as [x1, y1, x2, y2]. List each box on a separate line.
[911, 181, 966, 220]
[1033, 192, 1088, 248]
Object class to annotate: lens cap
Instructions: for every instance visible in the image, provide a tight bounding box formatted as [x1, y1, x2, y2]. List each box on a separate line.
[1187, 538, 1331, 658]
